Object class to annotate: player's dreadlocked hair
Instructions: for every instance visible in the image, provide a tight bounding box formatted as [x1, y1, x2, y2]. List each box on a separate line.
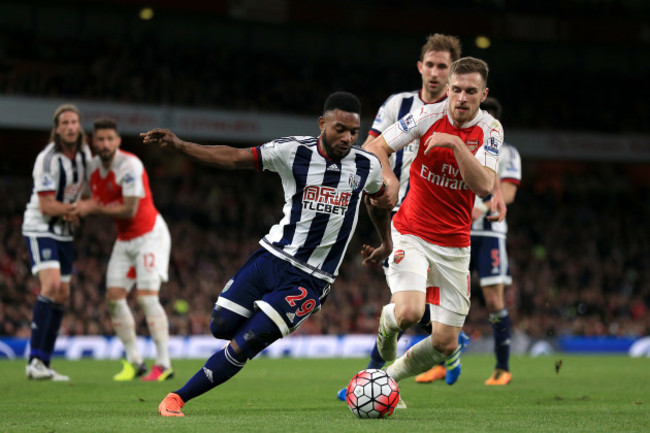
[323, 91, 361, 116]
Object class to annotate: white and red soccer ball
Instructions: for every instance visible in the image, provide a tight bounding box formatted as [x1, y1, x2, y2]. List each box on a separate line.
[345, 369, 400, 419]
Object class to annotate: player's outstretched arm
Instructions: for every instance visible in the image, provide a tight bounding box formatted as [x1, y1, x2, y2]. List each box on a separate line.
[141, 128, 255, 170]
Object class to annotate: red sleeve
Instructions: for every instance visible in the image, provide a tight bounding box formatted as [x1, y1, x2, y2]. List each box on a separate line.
[251, 147, 262, 172]
[501, 177, 520, 186]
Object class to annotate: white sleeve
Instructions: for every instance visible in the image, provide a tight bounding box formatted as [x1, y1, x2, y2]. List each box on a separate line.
[33, 153, 58, 194]
[475, 118, 503, 172]
[363, 154, 385, 197]
[380, 108, 428, 153]
[119, 156, 145, 198]
[258, 139, 294, 173]
[369, 94, 402, 136]
[498, 144, 522, 183]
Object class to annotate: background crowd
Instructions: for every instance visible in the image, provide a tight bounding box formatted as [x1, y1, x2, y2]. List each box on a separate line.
[1, 151, 648, 341]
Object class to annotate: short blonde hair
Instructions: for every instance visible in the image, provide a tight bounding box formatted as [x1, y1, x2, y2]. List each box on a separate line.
[420, 34, 462, 62]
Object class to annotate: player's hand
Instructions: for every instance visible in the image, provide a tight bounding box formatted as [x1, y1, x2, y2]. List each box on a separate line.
[423, 132, 459, 154]
[63, 203, 81, 225]
[140, 129, 181, 150]
[361, 243, 391, 266]
[72, 198, 98, 218]
[487, 195, 506, 222]
[471, 204, 486, 221]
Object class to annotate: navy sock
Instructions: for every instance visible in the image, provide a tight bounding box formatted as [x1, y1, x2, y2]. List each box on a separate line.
[417, 306, 432, 334]
[489, 309, 511, 371]
[42, 303, 65, 366]
[367, 344, 386, 370]
[175, 344, 245, 403]
[366, 329, 408, 370]
[29, 296, 54, 363]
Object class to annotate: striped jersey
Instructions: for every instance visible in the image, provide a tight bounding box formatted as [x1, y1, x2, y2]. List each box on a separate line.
[252, 136, 385, 283]
[382, 99, 503, 248]
[88, 150, 160, 241]
[22, 142, 92, 241]
[368, 90, 448, 211]
[471, 142, 521, 237]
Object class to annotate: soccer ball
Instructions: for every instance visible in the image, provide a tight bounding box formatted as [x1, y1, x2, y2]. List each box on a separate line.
[345, 369, 400, 419]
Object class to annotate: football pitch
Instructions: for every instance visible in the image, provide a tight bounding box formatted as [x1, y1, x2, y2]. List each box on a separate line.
[1, 355, 648, 433]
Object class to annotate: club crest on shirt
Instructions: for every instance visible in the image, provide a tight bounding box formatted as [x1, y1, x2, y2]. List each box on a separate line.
[398, 113, 417, 133]
[393, 249, 405, 264]
[466, 139, 479, 152]
[348, 173, 361, 190]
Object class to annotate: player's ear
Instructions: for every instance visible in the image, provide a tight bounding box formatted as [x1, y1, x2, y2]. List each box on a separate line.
[481, 87, 489, 102]
[318, 116, 326, 132]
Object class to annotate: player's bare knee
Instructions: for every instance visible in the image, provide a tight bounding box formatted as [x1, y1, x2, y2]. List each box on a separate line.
[433, 339, 457, 357]
[395, 305, 424, 329]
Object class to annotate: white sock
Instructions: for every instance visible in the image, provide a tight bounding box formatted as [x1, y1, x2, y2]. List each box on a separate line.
[109, 298, 142, 365]
[386, 335, 445, 382]
[138, 295, 171, 369]
[382, 303, 401, 333]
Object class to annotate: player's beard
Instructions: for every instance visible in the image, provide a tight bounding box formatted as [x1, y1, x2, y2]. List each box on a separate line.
[321, 133, 351, 161]
[99, 149, 117, 164]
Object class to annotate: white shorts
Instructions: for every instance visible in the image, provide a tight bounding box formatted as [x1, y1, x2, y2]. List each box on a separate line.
[386, 224, 471, 323]
[106, 215, 171, 291]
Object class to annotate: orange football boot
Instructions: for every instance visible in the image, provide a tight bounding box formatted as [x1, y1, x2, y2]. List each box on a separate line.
[415, 364, 446, 383]
[485, 369, 512, 385]
[159, 392, 185, 417]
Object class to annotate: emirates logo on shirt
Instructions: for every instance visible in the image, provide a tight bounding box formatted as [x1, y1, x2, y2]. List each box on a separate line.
[394, 249, 405, 264]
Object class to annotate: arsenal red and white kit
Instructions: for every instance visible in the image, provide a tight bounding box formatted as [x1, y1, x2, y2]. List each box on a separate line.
[88, 150, 170, 290]
[383, 100, 503, 248]
[380, 99, 503, 320]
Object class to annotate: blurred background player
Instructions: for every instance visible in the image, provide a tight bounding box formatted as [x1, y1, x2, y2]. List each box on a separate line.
[414, 96, 520, 385]
[366, 57, 505, 386]
[22, 104, 92, 381]
[145, 92, 394, 417]
[415, 97, 520, 385]
[75, 117, 173, 381]
[337, 33, 469, 402]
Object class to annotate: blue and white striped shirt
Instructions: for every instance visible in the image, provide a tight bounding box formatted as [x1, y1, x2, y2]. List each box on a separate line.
[22, 142, 91, 241]
[254, 136, 384, 283]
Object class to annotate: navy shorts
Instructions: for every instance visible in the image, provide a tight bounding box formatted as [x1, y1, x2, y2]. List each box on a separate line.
[470, 235, 512, 287]
[215, 249, 331, 336]
[24, 236, 74, 282]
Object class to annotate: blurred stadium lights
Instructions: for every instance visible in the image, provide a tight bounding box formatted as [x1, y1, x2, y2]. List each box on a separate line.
[139, 7, 154, 21]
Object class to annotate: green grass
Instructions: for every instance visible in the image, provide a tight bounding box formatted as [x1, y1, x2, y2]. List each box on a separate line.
[1, 355, 649, 432]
